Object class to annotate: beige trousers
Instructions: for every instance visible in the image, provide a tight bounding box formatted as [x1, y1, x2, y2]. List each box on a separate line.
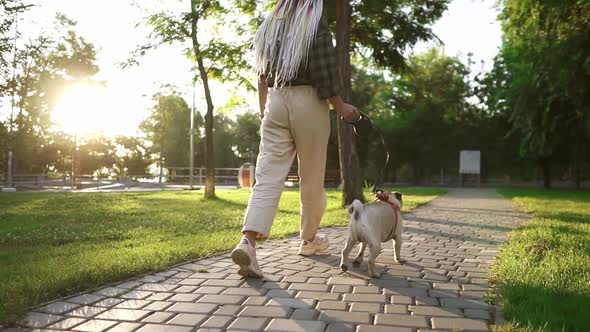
[242, 86, 331, 241]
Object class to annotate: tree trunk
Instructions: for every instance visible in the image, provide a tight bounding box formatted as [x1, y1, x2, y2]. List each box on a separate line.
[574, 134, 581, 190]
[158, 104, 166, 184]
[190, 0, 215, 199]
[335, 0, 363, 207]
[540, 157, 552, 189]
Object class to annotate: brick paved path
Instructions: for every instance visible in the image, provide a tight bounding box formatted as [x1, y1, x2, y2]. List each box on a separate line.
[16, 188, 528, 332]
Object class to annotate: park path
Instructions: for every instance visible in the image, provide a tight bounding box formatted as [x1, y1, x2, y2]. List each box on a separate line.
[16, 188, 529, 332]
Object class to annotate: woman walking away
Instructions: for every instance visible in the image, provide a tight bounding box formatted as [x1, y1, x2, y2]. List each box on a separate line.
[231, 0, 360, 278]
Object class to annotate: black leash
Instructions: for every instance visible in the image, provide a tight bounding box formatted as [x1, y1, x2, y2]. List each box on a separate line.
[344, 112, 390, 194]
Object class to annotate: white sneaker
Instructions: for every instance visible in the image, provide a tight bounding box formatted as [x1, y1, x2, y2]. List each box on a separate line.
[231, 238, 264, 278]
[298, 234, 329, 256]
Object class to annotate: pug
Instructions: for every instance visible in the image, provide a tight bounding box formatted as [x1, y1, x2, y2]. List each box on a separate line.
[340, 191, 405, 278]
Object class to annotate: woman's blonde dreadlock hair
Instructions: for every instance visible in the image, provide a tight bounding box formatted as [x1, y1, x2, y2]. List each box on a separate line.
[253, 0, 323, 86]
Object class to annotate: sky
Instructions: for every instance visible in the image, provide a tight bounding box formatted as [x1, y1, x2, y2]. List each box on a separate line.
[8, 0, 502, 137]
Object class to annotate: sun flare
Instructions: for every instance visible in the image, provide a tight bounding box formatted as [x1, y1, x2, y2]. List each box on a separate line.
[53, 83, 106, 135]
[52, 82, 142, 137]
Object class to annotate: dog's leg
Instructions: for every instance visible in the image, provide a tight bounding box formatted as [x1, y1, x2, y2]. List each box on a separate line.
[393, 235, 406, 263]
[340, 235, 357, 272]
[367, 242, 382, 278]
[352, 242, 367, 266]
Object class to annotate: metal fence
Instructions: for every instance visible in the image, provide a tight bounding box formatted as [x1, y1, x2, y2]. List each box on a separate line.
[1, 167, 242, 191]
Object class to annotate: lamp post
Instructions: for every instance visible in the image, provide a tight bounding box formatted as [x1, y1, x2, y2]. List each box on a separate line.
[71, 132, 77, 189]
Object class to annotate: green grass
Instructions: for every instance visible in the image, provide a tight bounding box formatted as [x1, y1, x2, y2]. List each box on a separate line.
[492, 189, 590, 332]
[0, 187, 444, 326]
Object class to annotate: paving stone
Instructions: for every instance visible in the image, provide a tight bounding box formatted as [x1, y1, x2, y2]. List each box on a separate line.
[238, 306, 291, 318]
[94, 298, 125, 308]
[440, 297, 490, 309]
[317, 300, 347, 311]
[325, 322, 356, 332]
[282, 276, 308, 283]
[68, 294, 106, 306]
[295, 291, 340, 300]
[47, 317, 87, 329]
[72, 319, 117, 331]
[288, 283, 329, 292]
[391, 295, 413, 304]
[358, 325, 412, 332]
[327, 277, 367, 286]
[106, 322, 143, 332]
[194, 286, 225, 294]
[374, 313, 429, 328]
[330, 285, 352, 293]
[168, 293, 200, 302]
[464, 308, 491, 320]
[432, 283, 461, 290]
[142, 301, 173, 311]
[200, 315, 233, 328]
[95, 309, 151, 321]
[141, 311, 175, 323]
[135, 324, 192, 332]
[222, 287, 268, 296]
[318, 310, 371, 324]
[197, 295, 245, 305]
[266, 298, 315, 309]
[136, 283, 178, 292]
[201, 279, 243, 287]
[114, 281, 143, 289]
[353, 286, 381, 294]
[114, 300, 151, 309]
[290, 308, 318, 320]
[212, 304, 241, 316]
[409, 305, 462, 317]
[166, 313, 207, 326]
[260, 282, 289, 290]
[176, 280, 204, 287]
[166, 303, 218, 314]
[431, 317, 488, 331]
[428, 289, 459, 298]
[415, 297, 439, 306]
[120, 291, 153, 300]
[243, 296, 270, 306]
[136, 275, 166, 283]
[462, 284, 487, 291]
[189, 272, 228, 279]
[370, 279, 410, 288]
[383, 287, 427, 297]
[461, 290, 487, 299]
[384, 304, 408, 314]
[66, 306, 108, 318]
[265, 318, 325, 332]
[41, 302, 81, 315]
[342, 294, 387, 303]
[350, 302, 381, 313]
[227, 317, 268, 330]
[145, 292, 174, 301]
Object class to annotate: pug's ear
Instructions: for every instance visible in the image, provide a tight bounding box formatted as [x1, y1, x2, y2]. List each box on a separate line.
[348, 205, 354, 214]
[393, 191, 403, 202]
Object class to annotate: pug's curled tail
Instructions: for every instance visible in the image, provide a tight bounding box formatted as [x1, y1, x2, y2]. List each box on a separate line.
[348, 199, 364, 222]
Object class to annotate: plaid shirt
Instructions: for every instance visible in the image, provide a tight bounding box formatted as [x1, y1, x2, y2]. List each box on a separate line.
[264, 18, 342, 99]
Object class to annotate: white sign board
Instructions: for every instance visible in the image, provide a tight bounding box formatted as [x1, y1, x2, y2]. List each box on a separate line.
[460, 150, 481, 174]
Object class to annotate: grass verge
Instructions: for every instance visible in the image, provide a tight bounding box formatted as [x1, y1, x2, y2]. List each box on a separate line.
[492, 189, 590, 332]
[0, 187, 444, 325]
